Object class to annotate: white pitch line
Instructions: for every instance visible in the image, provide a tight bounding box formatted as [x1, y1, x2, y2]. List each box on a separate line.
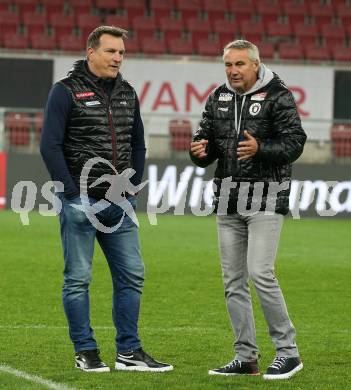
[0, 364, 76, 390]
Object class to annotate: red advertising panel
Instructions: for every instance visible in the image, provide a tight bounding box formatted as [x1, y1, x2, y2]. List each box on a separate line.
[0, 152, 7, 209]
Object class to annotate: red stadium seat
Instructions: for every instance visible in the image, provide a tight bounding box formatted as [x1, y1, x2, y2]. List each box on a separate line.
[14, 0, 39, 15]
[124, 35, 140, 54]
[294, 22, 319, 46]
[122, 0, 145, 21]
[213, 19, 237, 48]
[76, 14, 102, 41]
[105, 14, 130, 30]
[331, 44, 351, 62]
[0, 1, 9, 13]
[23, 12, 47, 35]
[256, 1, 282, 25]
[168, 37, 194, 55]
[33, 111, 44, 142]
[68, 0, 93, 15]
[58, 33, 84, 52]
[228, 0, 255, 22]
[150, 0, 175, 20]
[309, 2, 335, 26]
[331, 127, 351, 157]
[197, 38, 221, 56]
[95, 0, 119, 11]
[257, 41, 275, 60]
[141, 37, 166, 54]
[3, 32, 29, 49]
[41, 0, 65, 15]
[304, 44, 331, 61]
[49, 13, 75, 37]
[159, 16, 184, 41]
[267, 21, 292, 40]
[30, 33, 56, 50]
[240, 20, 265, 43]
[278, 42, 304, 60]
[0, 11, 21, 36]
[282, 1, 308, 25]
[169, 119, 193, 151]
[175, 0, 201, 21]
[321, 23, 346, 47]
[186, 17, 211, 44]
[132, 15, 157, 40]
[5, 112, 31, 146]
[335, 3, 351, 27]
[203, 0, 228, 23]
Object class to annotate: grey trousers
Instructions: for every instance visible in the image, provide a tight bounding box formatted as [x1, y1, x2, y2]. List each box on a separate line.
[216, 212, 299, 361]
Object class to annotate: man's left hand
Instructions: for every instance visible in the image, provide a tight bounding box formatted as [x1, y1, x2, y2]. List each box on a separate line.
[237, 131, 258, 160]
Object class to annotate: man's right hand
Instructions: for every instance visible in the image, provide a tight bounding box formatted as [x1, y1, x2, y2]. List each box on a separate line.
[190, 139, 208, 158]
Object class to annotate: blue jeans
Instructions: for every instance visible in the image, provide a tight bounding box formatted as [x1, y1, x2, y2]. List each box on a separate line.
[59, 194, 145, 353]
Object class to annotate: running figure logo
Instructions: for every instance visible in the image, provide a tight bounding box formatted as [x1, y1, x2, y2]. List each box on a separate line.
[72, 157, 147, 233]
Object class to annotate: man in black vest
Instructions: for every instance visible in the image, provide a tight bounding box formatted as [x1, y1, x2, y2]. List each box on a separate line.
[41, 26, 173, 373]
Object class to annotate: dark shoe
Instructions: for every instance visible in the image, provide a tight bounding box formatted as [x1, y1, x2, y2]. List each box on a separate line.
[208, 359, 260, 376]
[75, 349, 110, 372]
[115, 347, 173, 372]
[263, 357, 303, 380]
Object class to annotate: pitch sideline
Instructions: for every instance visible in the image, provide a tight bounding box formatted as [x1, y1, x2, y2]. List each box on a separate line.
[0, 363, 76, 390]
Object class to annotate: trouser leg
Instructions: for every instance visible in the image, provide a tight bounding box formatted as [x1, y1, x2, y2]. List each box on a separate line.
[59, 196, 97, 352]
[217, 214, 259, 361]
[246, 213, 299, 358]
[97, 196, 145, 353]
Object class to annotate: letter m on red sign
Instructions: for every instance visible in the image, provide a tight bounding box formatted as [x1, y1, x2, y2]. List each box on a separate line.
[0, 152, 7, 209]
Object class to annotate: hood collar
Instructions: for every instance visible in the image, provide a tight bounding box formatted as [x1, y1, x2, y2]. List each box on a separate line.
[225, 63, 274, 96]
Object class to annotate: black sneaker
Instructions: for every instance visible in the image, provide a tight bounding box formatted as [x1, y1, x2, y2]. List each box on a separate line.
[263, 357, 303, 380]
[115, 347, 173, 372]
[75, 349, 110, 372]
[208, 359, 260, 376]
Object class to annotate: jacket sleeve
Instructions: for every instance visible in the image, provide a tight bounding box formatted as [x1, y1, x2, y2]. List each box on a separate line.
[256, 88, 307, 165]
[189, 94, 218, 168]
[40, 82, 80, 198]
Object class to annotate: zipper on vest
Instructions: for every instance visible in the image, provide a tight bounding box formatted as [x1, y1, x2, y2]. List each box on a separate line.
[108, 105, 117, 167]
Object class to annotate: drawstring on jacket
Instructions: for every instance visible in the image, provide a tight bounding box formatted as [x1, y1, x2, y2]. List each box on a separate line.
[234, 94, 246, 140]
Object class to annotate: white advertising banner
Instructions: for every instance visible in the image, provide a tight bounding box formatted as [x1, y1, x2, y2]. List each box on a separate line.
[54, 57, 334, 140]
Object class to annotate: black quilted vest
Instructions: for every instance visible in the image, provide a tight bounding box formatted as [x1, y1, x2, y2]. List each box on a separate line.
[60, 60, 136, 199]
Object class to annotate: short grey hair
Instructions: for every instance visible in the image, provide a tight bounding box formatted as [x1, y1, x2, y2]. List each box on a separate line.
[223, 40, 260, 63]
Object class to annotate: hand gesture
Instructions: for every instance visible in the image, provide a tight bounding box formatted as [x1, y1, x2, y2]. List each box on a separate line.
[237, 131, 258, 160]
[190, 139, 208, 159]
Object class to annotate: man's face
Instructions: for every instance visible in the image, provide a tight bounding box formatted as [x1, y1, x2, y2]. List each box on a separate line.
[224, 48, 259, 93]
[87, 34, 125, 78]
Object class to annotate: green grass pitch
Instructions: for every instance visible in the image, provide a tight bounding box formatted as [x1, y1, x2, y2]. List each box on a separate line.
[0, 210, 350, 389]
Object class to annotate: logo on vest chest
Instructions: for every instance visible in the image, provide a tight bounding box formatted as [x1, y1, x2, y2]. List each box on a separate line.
[85, 100, 102, 107]
[251, 92, 267, 101]
[75, 92, 95, 99]
[219, 93, 233, 102]
[249, 102, 261, 116]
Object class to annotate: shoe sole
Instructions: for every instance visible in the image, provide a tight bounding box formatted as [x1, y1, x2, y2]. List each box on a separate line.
[75, 363, 110, 373]
[263, 363, 303, 380]
[208, 370, 260, 376]
[115, 362, 173, 372]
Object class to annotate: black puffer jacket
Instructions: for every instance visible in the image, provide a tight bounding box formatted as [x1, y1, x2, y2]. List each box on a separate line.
[191, 70, 306, 215]
[60, 60, 136, 199]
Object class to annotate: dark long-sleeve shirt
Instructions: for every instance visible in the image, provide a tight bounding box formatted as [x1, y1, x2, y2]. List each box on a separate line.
[40, 80, 146, 199]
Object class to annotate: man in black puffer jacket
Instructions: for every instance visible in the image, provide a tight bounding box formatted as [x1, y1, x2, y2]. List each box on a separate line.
[190, 40, 306, 380]
[41, 26, 172, 373]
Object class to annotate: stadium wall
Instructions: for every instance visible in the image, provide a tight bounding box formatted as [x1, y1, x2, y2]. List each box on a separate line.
[54, 55, 334, 141]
